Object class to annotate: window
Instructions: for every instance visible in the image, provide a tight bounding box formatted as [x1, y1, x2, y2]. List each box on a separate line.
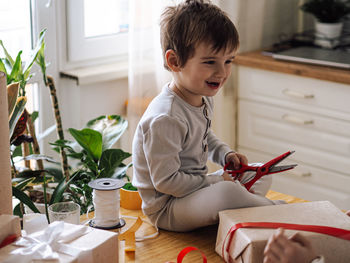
[66, 0, 129, 63]
[0, 0, 32, 59]
[0, 0, 38, 116]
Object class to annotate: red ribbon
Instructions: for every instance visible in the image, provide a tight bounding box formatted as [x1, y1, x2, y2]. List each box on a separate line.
[0, 234, 18, 249]
[222, 222, 350, 262]
[165, 246, 207, 263]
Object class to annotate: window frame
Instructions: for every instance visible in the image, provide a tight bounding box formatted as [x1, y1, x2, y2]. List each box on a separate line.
[66, 0, 129, 64]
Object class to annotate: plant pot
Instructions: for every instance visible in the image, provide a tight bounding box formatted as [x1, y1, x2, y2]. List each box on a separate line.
[120, 188, 142, 210]
[314, 21, 343, 48]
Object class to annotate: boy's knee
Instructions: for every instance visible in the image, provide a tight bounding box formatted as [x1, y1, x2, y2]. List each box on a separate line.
[215, 180, 246, 198]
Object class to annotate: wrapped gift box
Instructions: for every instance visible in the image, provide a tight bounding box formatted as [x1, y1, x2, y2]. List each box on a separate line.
[215, 201, 350, 263]
[0, 215, 21, 245]
[0, 222, 119, 263]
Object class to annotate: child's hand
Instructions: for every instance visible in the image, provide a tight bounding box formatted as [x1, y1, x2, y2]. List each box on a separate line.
[222, 170, 233, 181]
[225, 152, 248, 170]
[263, 228, 318, 263]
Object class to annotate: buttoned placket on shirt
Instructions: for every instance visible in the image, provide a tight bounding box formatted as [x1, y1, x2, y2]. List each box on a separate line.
[202, 100, 211, 153]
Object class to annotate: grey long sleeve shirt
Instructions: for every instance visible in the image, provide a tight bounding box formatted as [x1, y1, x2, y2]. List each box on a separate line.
[132, 84, 233, 216]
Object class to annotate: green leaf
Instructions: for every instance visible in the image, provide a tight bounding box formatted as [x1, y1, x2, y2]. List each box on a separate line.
[99, 149, 131, 178]
[31, 111, 39, 122]
[12, 186, 40, 213]
[68, 128, 102, 161]
[0, 59, 7, 75]
[23, 29, 46, 78]
[86, 115, 128, 151]
[9, 96, 27, 139]
[13, 177, 35, 191]
[13, 203, 23, 218]
[49, 172, 77, 205]
[9, 51, 23, 83]
[18, 154, 59, 163]
[0, 40, 15, 66]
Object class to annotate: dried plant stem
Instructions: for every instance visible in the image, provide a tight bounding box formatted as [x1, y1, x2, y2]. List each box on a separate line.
[26, 110, 44, 170]
[47, 76, 70, 181]
[22, 131, 31, 168]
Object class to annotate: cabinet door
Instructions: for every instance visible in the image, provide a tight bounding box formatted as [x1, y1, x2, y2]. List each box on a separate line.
[238, 147, 350, 210]
[238, 66, 350, 121]
[238, 100, 350, 175]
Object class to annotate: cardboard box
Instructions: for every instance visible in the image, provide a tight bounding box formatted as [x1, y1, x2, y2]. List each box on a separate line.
[0, 215, 21, 245]
[215, 201, 350, 263]
[0, 222, 119, 263]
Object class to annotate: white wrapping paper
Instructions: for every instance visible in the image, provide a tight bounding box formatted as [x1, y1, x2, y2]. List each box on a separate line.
[0, 221, 119, 263]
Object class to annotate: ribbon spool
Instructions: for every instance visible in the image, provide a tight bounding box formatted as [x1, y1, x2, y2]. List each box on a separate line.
[88, 178, 126, 230]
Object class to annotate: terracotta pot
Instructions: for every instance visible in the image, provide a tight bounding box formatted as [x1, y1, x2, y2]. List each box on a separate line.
[120, 188, 142, 210]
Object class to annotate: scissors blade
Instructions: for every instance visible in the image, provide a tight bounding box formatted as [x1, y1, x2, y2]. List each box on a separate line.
[269, 164, 297, 173]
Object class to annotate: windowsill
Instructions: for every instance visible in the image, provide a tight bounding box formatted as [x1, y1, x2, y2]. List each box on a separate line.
[60, 61, 128, 85]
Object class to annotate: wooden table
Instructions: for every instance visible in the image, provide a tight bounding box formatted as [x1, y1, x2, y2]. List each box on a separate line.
[81, 190, 307, 263]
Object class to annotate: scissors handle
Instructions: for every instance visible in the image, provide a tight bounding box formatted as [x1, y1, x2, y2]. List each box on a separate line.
[224, 163, 258, 179]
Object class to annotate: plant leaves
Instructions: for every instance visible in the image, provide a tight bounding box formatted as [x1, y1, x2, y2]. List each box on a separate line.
[9, 51, 23, 83]
[98, 149, 131, 178]
[111, 162, 133, 180]
[86, 115, 128, 151]
[9, 96, 27, 139]
[0, 59, 7, 75]
[13, 177, 35, 191]
[10, 109, 28, 143]
[49, 172, 75, 205]
[31, 111, 39, 122]
[7, 82, 20, 117]
[23, 29, 46, 78]
[13, 203, 23, 218]
[0, 40, 15, 66]
[68, 128, 102, 161]
[12, 186, 40, 213]
[18, 154, 59, 163]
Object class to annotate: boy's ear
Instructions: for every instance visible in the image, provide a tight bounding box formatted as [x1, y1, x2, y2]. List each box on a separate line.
[165, 50, 181, 72]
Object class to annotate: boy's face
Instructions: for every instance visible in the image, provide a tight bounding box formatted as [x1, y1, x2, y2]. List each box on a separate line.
[173, 42, 236, 106]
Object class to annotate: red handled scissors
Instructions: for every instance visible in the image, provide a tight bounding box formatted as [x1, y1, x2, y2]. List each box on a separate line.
[224, 151, 297, 191]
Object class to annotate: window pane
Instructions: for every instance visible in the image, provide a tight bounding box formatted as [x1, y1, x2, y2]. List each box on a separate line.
[84, 0, 129, 38]
[0, 0, 32, 58]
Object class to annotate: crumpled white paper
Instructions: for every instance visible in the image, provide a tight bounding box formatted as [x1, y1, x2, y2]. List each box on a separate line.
[4, 221, 92, 263]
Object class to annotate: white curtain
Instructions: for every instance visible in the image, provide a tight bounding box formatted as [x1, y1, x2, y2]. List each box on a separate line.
[127, 0, 173, 153]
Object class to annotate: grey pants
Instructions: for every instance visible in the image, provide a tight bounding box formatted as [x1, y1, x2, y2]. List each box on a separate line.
[150, 170, 284, 232]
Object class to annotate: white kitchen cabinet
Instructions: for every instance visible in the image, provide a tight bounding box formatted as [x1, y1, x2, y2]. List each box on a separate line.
[236, 65, 350, 210]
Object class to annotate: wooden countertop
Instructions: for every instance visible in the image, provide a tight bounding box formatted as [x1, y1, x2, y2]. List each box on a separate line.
[79, 190, 308, 263]
[234, 50, 350, 85]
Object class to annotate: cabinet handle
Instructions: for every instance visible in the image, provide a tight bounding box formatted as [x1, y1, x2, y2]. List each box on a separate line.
[282, 114, 314, 125]
[282, 89, 314, 99]
[288, 171, 312, 177]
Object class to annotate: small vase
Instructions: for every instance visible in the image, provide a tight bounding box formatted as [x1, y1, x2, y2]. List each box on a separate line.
[314, 21, 343, 48]
[120, 188, 142, 210]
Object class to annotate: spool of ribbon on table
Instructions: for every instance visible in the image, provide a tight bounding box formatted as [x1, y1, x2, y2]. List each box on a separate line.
[88, 178, 126, 229]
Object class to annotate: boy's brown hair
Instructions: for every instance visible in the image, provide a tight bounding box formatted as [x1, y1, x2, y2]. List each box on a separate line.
[160, 0, 239, 70]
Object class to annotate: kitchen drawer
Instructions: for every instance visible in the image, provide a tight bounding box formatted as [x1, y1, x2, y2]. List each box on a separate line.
[238, 147, 350, 210]
[238, 66, 350, 121]
[238, 100, 350, 175]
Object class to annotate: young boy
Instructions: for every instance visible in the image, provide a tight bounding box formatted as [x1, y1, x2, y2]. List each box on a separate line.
[132, 0, 283, 232]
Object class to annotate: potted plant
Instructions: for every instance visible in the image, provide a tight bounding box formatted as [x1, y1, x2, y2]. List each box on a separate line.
[51, 115, 132, 214]
[120, 177, 142, 210]
[300, 0, 350, 48]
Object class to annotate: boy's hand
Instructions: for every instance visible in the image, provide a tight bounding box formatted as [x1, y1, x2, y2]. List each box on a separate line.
[225, 152, 248, 170]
